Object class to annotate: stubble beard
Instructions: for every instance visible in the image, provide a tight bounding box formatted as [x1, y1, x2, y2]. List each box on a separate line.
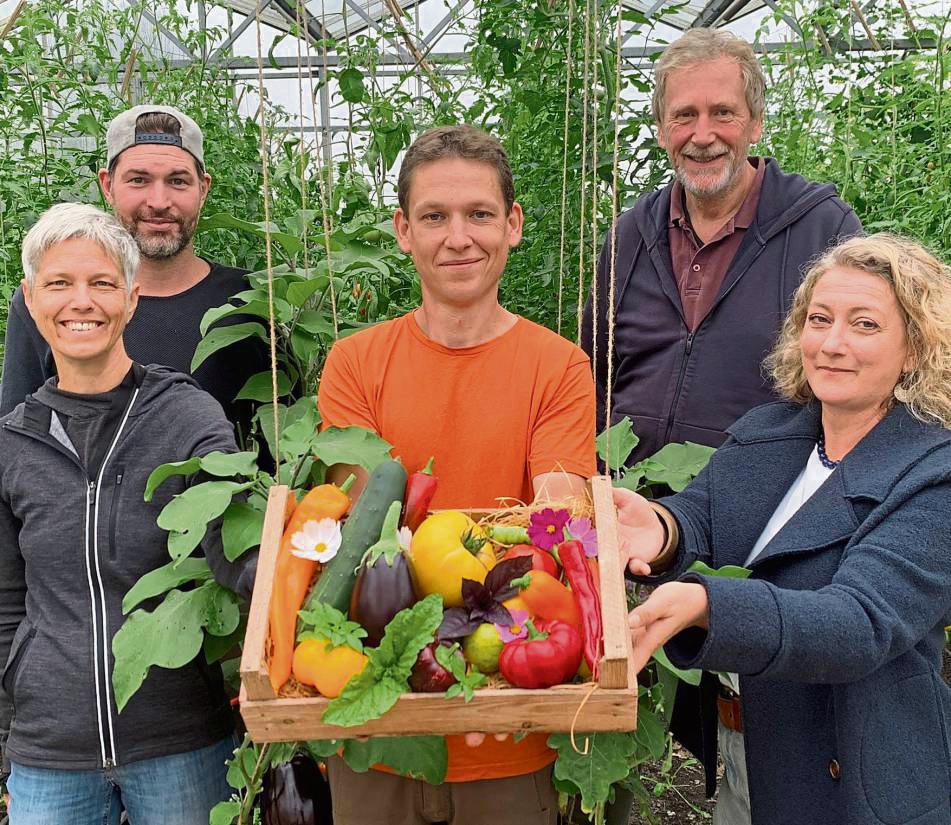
[124, 212, 197, 260]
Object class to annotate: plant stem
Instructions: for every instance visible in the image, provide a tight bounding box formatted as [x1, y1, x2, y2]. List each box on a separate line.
[238, 742, 272, 824]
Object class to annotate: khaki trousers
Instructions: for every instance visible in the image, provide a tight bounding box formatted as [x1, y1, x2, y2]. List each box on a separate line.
[326, 756, 558, 825]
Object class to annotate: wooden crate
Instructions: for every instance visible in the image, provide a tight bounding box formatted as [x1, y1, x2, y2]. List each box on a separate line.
[239, 475, 637, 740]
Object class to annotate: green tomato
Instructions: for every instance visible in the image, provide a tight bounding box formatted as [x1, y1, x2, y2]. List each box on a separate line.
[462, 623, 503, 674]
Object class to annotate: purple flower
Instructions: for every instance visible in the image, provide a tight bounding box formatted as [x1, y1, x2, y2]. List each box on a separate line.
[495, 609, 529, 643]
[527, 508, 571, 551]
[566, 517, 598, 558]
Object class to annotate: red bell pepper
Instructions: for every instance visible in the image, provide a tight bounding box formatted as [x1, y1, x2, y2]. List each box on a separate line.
[501, 545, 559, 578]
[498, 619, 582, 688]
[559, 539, 603, 679]
[401, 457, 437, 532]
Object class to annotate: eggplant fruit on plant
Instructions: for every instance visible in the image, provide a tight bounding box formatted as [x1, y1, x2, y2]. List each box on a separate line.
[349, 501, 416, 646]
[261, 755, 333, 825]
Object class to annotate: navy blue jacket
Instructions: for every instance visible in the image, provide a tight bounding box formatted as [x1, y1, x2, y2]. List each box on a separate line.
[656, 401, 951, 825]
[581, 158, 862, 462]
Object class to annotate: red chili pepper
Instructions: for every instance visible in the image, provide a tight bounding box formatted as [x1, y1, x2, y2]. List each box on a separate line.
[559, 539, 603, 680]
[499, 618, 583, 689]
[401, 457, 437, 532]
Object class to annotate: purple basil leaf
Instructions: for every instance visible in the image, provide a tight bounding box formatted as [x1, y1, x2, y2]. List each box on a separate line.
[460, 578, 486, 610]
[483, 604, 514, 626]
[483, 557, 533, 599]
[438, 608, 480, 641]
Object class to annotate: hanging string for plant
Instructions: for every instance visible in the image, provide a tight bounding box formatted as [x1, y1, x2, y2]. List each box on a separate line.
[253, 0, 282, 476]
[295, 0, 310, 277]
[575, 0, 593, 344]
[588, 0, 600, 404]
[555, 0, 575, 337]
[604, 0, 623, 452]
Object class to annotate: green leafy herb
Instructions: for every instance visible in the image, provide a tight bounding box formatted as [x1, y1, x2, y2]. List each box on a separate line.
[435, 643, 488, 701]
[322, 594, 443, 727]
[298, 603, 368, 652]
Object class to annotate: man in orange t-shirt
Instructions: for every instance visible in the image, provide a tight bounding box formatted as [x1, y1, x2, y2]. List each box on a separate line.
[318, 125, 596, 825]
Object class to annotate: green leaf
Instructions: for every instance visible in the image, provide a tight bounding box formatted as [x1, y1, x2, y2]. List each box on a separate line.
[144, 457, 201, 501]
[549, 732, 638, 812]
[298, 603, 368, 652]
[204, 616, 246, 663]
[632, 705, 667, 760]
[322, 594, 443, 726]
[435, 644, 486, 701]
[688, 561, 752, 579]
[256, 398, 317, 465]
[313, 426, 393, 472]
[596, 417, 640, 471]
[112, 584, 218, 711]
[226, 742, 259, 789]
[209, 800, 240, 825]
[191, 322, 267, 371]
[338, 67, 367, 102]
[342, 736, 448, 784]
[305, 739, 344, 759]
[634, 441, 716, 492]
[76, 112, 101, 136]
[651, 647, 702, 686]
[235, 370, 292, 402]
[199, 299, 292, 335]
[278, 399, 322, 462]
[222, 500, 265, 561]
[157, 480, 249, 562]
[204, 584, 241, 636]
[121, 557, 212, 614]
[286, 274, 329, 306]
[295, 309, 335, 337]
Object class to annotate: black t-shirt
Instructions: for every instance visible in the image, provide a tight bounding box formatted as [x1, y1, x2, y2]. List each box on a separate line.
[1, 262, 269, 442]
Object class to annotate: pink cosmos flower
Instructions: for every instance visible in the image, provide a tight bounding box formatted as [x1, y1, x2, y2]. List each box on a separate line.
[567, 517, 598, 558]
[496, 609, 530, 643]
[527, 508, 571, 551]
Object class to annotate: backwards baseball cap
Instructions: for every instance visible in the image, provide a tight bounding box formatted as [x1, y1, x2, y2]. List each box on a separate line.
[105, 104, 204, 168]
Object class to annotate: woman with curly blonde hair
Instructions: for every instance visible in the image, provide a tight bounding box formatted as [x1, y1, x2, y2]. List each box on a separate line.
[614, 233, 951, 825]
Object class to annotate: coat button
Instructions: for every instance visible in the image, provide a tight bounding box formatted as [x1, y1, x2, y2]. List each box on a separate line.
[828, 759, 841, 780]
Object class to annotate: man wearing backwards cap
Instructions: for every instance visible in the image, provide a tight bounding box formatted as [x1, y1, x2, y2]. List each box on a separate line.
[0, 104, 267, 436]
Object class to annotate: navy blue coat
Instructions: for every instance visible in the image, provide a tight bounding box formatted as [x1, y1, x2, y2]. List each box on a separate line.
[658, 401, 951, 825]
[581, 158, 862, 462]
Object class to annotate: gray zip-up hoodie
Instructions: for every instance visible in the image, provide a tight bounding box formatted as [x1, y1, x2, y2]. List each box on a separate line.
[0, 365, 256, 773]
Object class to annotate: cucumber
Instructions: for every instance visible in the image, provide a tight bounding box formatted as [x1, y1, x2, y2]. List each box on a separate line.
[299, 459, 408, 622]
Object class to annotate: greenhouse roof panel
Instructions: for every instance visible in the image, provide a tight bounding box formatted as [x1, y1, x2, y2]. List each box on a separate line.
[622, 0, 765, 31]
[212, 0, 422, 41]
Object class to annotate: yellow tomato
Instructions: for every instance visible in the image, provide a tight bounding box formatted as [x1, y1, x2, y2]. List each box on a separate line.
[408, 511, 497, 607]
[292, 638, 368, 698]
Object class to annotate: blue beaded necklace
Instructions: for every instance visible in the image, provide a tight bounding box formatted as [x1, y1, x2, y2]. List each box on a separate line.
[816, 432, 839, 470]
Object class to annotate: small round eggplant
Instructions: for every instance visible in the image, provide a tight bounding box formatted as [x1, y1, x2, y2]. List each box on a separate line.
[350, 550, 417, 647]
[409, 643, 460, 693]
[260, 754, 332, 825]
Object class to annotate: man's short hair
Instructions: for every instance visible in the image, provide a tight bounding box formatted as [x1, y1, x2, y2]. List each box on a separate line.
[397, 125, 515, 214]
[21, 203, 140, 291]
[652, 29, 767, 124]
[106, 106, 206, 178]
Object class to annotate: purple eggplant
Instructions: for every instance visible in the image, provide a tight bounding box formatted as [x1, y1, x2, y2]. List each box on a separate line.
[260, 754, 333, 825]
[349, 501, 417, 646]
[409, 643, 460, 693]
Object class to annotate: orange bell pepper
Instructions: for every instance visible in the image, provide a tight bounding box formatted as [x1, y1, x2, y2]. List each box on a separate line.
[269, 476, 354, 693]
[507, 569, 582, 633]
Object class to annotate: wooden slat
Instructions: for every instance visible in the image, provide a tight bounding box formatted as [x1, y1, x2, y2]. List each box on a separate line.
[592, 475, 632, 690]
[241, 685, 637, 740]
[239, 484, 293, 701]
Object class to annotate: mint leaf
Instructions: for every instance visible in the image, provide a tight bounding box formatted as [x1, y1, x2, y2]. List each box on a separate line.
[435, 643, 486, 702]
[298, 603, 367, 651]
[549, 731, 638, 812]
[342, 736, 448, 784]
[596, 417, 639, 471]
[322, 594, 443, 726]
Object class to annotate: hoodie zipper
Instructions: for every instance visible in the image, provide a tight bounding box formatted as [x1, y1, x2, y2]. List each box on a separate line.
[5, 385, 141, 769]
[663, 331, 694, 445]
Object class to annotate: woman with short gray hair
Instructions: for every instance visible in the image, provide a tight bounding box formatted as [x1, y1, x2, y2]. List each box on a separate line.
[0, 203, 254, 825]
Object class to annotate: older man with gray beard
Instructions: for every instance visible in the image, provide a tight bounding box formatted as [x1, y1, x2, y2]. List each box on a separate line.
[581, 28, 862, 825]
[1, 105, 267, 437]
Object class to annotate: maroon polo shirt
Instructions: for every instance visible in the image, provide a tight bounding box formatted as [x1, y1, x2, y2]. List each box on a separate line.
[669, 156, 766, 330]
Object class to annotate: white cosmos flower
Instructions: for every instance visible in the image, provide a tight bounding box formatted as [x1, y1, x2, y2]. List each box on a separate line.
[398, 526, 413, 552]
[290, 518, 342, 563]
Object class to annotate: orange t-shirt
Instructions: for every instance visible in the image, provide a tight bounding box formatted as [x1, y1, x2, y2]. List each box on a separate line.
[317, 311, 596, 782]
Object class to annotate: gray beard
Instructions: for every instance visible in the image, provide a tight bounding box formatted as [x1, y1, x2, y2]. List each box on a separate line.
[674, 153, 744, 201]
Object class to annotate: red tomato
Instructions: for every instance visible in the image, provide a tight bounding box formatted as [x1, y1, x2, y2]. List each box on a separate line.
[501, 545, 559, 578]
